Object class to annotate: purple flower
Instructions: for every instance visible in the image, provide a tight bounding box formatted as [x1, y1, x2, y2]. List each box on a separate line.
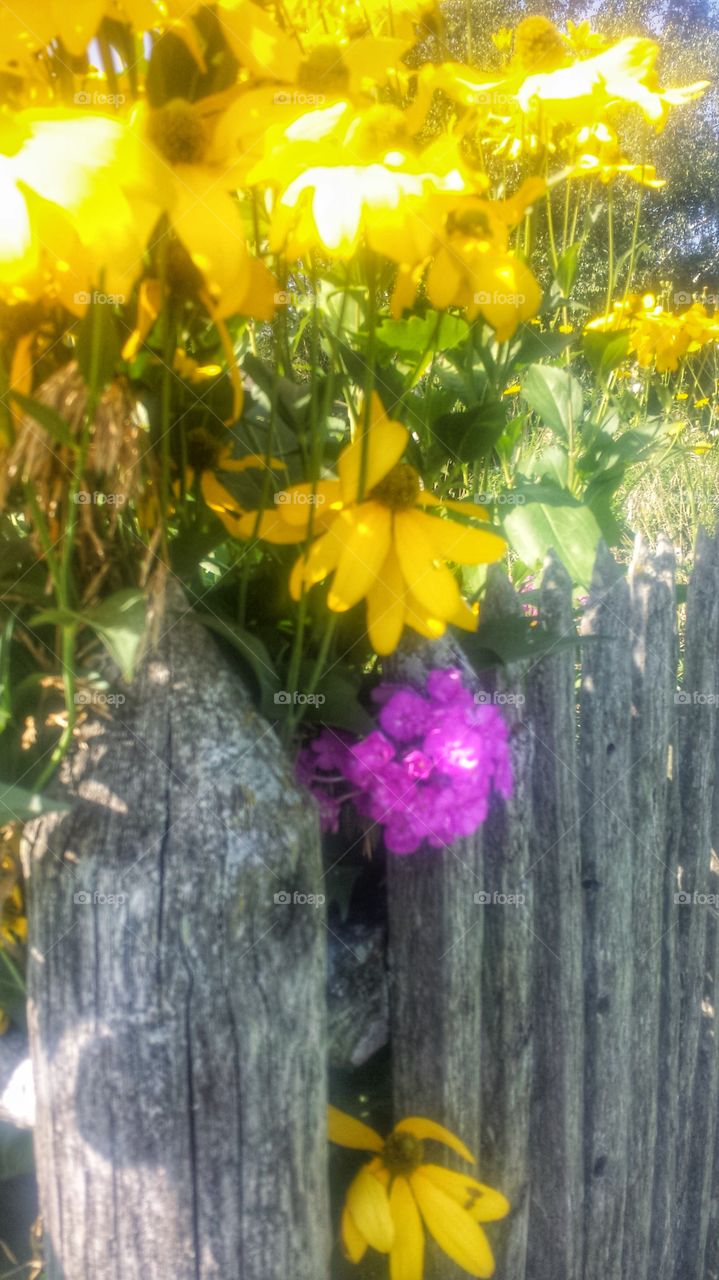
[378, 688, 432, 741]
[296, 666, 514, 854]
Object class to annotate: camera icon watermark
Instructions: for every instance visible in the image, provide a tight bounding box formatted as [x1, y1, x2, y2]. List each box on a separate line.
[273, 890, 326, 907]
[73, 290, 126, 306]
[474, 690, 525, 707]
[274, 690, 326, 706]
[74, 690, 126, 708]
[274, 490, 325, 505]
[674, 691, 719, 705]
[474, 290, 526, 306]
[474, 492, 526, 506]
[675, 891, 719, 906]
[73, 90, 126, 107]
[74, 890, 127, 906]
[73, 491, 127, 506]
[474, 890, 526, 906]
[273, 91, 326, 106]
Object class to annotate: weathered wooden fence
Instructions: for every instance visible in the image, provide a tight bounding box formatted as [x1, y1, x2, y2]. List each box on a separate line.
[14, 530, 719, 1280]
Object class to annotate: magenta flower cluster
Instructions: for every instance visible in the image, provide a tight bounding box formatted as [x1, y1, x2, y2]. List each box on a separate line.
[296, 667, 513, 855]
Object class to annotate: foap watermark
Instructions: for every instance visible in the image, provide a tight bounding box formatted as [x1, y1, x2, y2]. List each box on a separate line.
[74, 890, 127, 907]
[675, 891, 719, 907]
[274, 290, 308, 307]
[73, 290, 126, 306]
[74, 690, 126, 708]
[474, 492, 526, 506]
[674, 691, 719, 706]
[474, 890, 526, 906]
[273, 91, 326, 106]
[274, 690, 326, 706]
[474, 290, 526, 307]
[74, 90, 126, 108]
[74, 491, 127, 506]
[674, 290, 719, 306]
[274, 490, 325, 506]
[274, 890, 326, 907]
[475, 690, 525, 707]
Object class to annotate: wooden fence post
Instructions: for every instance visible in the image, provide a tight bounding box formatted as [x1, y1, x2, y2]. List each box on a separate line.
[525, 551, 584, 1280]
[21, 600, 330, 1280]
[579, 544, 634, 1280]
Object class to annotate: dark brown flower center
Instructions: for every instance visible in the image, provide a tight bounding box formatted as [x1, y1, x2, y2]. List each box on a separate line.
[513, 16, 566, 72]
[383, 1131, 425, 1177]
[186, 428, 221, 473]
[369, 463, 420, 511]
[147, 99, 210, 166]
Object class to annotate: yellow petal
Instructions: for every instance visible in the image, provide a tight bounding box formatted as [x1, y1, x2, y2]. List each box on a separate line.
[366, 547, 407, 656]
[236, 507, 309, 543]
[219, 452, 286, 473]
[417, 491, 489, 521]
[410, 1171, 495, 1277]
[338, 393, 408, 504]
[327, 504, 392, 612]
[393, 1118, 475, 1164]
[200, 473, 246, 536]
[389, 1176, 425, 1280]
[341, 1206, 368, 1263]
[289, 526, 344, 600]
[347, 1165, 395, 1254]
[449, 595, 480, 634]
[275, 479, 344, 525]
[328, 1105, 384, 1153]
[413, 510, 506, 565]
[420, 1165, 510, 1222]
[393, 512, 461, 617]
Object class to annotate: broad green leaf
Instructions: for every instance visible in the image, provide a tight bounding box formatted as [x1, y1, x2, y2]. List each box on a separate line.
[0, 780, 70, 824]
[503, 487, 602, 586]
[194, 612, 280, 715]
[521, 365, 584, 442]
[461, 614, 588, 668]
[35, 591, 147, 682]
[583, 329, 630, 378]
[376, 312, 469, 357]
[296, 666, 374, 735]
[429, 400, 506, 465]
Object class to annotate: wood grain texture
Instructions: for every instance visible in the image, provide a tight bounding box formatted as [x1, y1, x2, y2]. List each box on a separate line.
[22, 600, 330, 1280]
[525, 551, 583, 1280]
[579, 544, 634, 1280]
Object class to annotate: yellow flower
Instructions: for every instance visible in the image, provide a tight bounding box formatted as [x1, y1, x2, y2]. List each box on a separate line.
[392, 181, 544, 341]
[140, 96, 278, 320]
[181, 429, 285, 537]
[0, 108, 171, 309]
[329, 1106, 509, 1279]
[516, 37, 708, 129]
[569, 123, 665, 187]
[248, 102, 467, 261]
[236, 394, 505, 654]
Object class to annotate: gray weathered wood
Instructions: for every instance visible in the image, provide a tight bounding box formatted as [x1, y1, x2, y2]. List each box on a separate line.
[622, 535, 676, 1280]
[385, 636, 487, 1279]
[0, 1028, 34, 1128]
[22, 599, 330, 1280]
[672, 526, 719, 1279]
[475, 570, 534, 1280]
[579, 544, 634, 1280]
[525, 551, 584, 1280]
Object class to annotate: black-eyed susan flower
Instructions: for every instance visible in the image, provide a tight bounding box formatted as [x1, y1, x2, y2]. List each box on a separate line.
[180, 428, 285, 538]
[329, 1106, 509, 1279]
[236, 394, 506, 654]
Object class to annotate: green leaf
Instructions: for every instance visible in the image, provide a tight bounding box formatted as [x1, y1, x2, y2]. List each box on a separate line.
[503, 484, 602, 586]
[555, 243, 581, 298]
[84, 589, 146, 681]
[296, 667, 374, 735]
[76, 294, 121, 391]
[583, 329, 630, 378]
[521, 365, 584, 442]
[7, 391, 77, 450]
[0, 948, 26, 1028]
[429, 400, 506, 465]
[194, 611, 280, 715]
[0, 780, 70, 824]
[375, 312, 469, 357]
[0, 1123, 34, 1180]
[461, 613, 587, 668]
